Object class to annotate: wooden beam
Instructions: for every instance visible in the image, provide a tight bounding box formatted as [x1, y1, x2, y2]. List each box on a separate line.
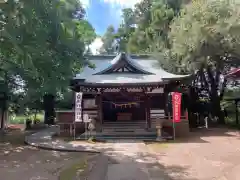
[145, 94, 151, 129]
[97, 93, 103, 131]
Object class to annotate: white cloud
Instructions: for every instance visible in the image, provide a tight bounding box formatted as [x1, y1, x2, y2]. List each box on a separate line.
[79, 0, 90, 8]
[102, 0, 142, 8]
[89, 37, 103, 55]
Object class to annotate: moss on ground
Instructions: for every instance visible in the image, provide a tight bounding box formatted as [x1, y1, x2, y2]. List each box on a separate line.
[146, 142, 170, 152]
[59, 158, 88, 180]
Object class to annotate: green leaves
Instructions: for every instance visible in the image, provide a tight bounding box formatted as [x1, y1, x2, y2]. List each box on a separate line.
[0, 0, 95, 110]
[100, 0, 181, 54]
[169, 0, 240, 71]
[101, 25, 117, 54]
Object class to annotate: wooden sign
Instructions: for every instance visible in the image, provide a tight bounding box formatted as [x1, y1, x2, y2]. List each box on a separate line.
[172, 92, 182, 123]
[75, 92, 83, 122]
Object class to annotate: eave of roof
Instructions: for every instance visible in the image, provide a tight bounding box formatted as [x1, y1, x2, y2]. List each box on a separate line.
[94, 53, 153, 75]
[73, 53, 192, 84]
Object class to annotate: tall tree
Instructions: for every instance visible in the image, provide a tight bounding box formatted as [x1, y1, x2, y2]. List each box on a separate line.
[169, 0, 240, 122]
[127, 0, 153, 53]
[115, 8, 136, 52]
[101, 25, 116, 54]
[0, 0, 96, 124]
[126, 0, 182, 53]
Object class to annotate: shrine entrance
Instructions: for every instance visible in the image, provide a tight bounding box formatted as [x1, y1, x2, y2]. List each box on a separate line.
[102, 91, 146, 122]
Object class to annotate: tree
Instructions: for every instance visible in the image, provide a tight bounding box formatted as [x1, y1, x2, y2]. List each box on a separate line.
[101, 25, 116, 54]
[0, 0, 96, 124]
[169, 0, 240, 123]
[127, 0, 153, 53]
[115, 8, 136, 52]
[125, 0, 181, 53]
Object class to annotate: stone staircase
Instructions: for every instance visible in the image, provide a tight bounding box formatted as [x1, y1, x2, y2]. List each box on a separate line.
[98, 121, 156, 139]
[77, 121, 158, 140]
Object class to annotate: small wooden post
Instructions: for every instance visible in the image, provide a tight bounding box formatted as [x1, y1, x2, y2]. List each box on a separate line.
[235, 100, 239, 125]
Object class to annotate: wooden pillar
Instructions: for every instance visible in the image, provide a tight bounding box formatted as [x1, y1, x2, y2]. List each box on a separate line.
[164, 85, 170, 118]
[97, 93, 103, 131]
[145, 94, 151, 129]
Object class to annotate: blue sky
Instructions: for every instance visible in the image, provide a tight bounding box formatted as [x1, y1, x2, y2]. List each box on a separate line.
[80, 0, 141, 54]
[81, 0, 141, 35]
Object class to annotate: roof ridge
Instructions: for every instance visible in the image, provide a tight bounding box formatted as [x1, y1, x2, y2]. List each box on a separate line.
[86, 54, 153, 60]
[93, 53, 153, 75]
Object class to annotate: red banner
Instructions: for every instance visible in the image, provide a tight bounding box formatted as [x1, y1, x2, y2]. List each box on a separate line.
[172, 92, 182, 123]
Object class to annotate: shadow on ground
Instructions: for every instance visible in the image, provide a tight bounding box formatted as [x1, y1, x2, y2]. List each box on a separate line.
[73, 141, 198, 180]
[4, 125, 240, 180]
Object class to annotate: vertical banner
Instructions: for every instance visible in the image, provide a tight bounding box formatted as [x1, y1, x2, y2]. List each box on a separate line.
[75, 92, 83, 122]
[172, 92, 182, 123]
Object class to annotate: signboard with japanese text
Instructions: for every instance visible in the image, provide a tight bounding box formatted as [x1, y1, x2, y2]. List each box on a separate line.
[172, 92, 182, 123]
[75, 92, 83, 122]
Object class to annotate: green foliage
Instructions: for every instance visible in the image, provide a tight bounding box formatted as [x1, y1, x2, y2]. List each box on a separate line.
[169, 0, 240, 71]
[100, 0, 184, 54]
[0, 0, 96, 113]
[9, 113, 44, 124]
[101, 25, 116, 54]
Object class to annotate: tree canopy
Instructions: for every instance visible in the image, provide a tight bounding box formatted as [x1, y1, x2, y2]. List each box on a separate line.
[100, 0, 186, 54]
[0, 0, 96, 121]
[99, 0, 240, 122]
[169, 0, 240, 71]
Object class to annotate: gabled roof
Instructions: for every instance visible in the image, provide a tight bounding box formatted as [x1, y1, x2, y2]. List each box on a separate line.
[73, 53, 191, 85]
[94, 53, 153, 75]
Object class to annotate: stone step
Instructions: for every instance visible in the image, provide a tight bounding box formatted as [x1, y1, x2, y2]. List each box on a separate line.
[77, 136, 158, 140]
[77, 133, 158, 140]
[103, 127, 147, 130]
[103, 122, 146, 126]
[103, 126, 146, 130]
[101, 131, 157, 136]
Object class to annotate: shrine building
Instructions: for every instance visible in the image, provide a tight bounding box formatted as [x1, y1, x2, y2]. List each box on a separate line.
[58, 52, 192, 139]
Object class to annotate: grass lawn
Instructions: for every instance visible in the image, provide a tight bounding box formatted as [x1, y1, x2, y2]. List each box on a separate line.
[8, 113, 44, 124]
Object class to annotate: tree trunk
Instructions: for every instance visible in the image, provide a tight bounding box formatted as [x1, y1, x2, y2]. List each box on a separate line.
[188, 87, 198, 128]
[34, 109, 37, 121]
[43, 94, 55, 125]
[0, 93, 7, 129]
[206, 58, 225, 124]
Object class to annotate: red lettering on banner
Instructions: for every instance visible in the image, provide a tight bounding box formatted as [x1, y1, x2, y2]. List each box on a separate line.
[172, 92, 182, 123]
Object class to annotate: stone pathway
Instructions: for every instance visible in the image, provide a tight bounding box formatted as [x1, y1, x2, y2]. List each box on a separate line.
[25, 126, 100, 153]
[102, 140, 167, 180]
[25, 126, 240, 180]
[25, 127, 168, 180]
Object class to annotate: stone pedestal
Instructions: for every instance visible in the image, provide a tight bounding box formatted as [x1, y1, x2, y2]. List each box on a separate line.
[155, 119, 166, 141]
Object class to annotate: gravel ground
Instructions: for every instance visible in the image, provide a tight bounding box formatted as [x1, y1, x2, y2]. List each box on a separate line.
[0, 128, 95, 180]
